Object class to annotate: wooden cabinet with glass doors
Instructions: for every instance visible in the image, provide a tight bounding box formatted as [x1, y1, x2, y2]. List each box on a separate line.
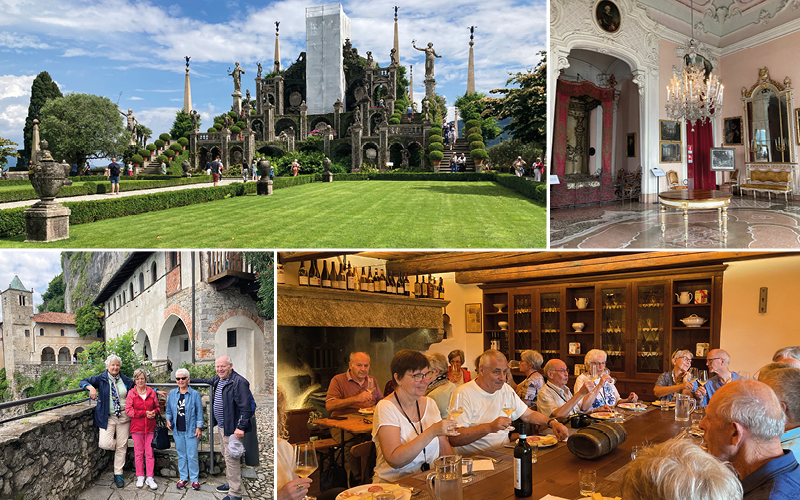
[480, 266, 724, 395]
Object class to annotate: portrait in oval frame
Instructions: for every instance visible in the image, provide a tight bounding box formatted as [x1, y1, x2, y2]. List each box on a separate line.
[596, 1, 621, 33]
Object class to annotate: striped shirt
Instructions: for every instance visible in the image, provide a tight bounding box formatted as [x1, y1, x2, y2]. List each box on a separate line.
[214, 377, 231, 428]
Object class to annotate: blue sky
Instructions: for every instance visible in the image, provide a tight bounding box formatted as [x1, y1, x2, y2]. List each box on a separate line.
[0, 0, 545, 167]
[0, 250, 62, 319]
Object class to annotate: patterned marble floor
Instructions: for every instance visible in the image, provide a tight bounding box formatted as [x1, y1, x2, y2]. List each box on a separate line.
[550, 196, 800, 249]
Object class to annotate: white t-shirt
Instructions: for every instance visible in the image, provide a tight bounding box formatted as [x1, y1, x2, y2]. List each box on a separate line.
[372, 396, 442, 482]
[574, 373, 621, 409]
[453, 380, 528, 456]
[276, 438, 295, 490]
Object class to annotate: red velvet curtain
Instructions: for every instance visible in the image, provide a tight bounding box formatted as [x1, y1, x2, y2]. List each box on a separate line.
[685, 120, 716, 190]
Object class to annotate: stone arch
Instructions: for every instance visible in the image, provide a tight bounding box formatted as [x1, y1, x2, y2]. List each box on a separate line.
[251, 119, 265, 141]
[408, 141, 424, 168]
[346, 78, 365, 112]
[157, 308, 191, 362]
[309, 116, 332, 132]
[362, 141, 380, 168]
[368, 111, 383, 136]
[228, 145, 244, 167]
[197, 147, 209, 167]
[58, 346, 71, 364]
[74, 346, 85, 360]
[136, 328, 153, 361]
[332, 142, 352, 161]
[210, 146, 222, 162]
[389, 141, 405, 168]
[257, 144, 286, 158]
[41, 346, 55, 364]
[212, 311, 265, 394]
[275, 118, 297, 137]
[372, 83, 389, 105]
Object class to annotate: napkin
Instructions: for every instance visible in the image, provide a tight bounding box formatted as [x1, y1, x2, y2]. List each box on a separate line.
[471, 459, 494, 471]
[538, 495, 570, 500]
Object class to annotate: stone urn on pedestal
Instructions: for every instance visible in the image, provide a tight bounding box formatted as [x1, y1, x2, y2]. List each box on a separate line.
[25, 140, 73, 242]
[322, 156, 333, 182]
[256, 159, 273, 195]
[181, 160, 192, 177]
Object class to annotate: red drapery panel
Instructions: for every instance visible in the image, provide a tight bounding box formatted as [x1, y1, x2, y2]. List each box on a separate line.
[685, 120, 716, 190]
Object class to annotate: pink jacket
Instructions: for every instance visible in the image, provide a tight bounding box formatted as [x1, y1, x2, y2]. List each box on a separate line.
[125, 385, 160, 434]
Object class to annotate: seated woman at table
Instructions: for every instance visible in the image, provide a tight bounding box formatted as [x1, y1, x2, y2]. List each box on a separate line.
[373, 350, 455, 482]
[424, 352, 456, 419]
[653, 349, 697, 402]
[575, 349, 638, 409]
[447, 350, 471, 385]
[505, 350, 544, 409]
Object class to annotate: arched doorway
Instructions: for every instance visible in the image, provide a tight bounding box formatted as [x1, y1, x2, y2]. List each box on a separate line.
[160, 314, 192, 380]
[58, 347, 71, 364]
[74, 346, 85, 363]
[214, 314, 266, 393]
[136, 329, 152, 361]
[41, 347, 55, 364]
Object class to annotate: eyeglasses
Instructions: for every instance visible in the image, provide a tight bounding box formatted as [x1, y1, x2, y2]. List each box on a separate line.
[410, 371, 434, 382]
[707, 358, 722, 363]
[676, 356, 692, 362]
[552, 368, 569, 373]
[176, 377, 187, 381]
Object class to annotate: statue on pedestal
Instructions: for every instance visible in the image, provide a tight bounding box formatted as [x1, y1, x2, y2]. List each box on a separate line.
[257, 62, 262, 78]
[228, 62, 245, 93]
[118, 108, 138, 145]
[190, 110, 199, 130]
[412, 40, 441, 79]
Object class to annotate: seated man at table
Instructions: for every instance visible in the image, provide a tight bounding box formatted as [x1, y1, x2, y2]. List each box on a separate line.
[326, 352, 383, 484]
[621, 439, 743, 500]
[696, 349, 743, 407]
[447, 350, 569, 456]
[759, 363, 800, 461]
[699, 380, 800, 499]
[773, 347, 800, 368]
[537, 359, 594, 418]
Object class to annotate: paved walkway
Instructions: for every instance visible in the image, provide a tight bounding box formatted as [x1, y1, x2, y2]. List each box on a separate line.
[0, 178, 244, 210]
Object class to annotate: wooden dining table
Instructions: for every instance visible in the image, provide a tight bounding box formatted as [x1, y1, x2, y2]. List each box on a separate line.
[658, 189, 732, 245]
[313, 411, 374, 436]
[396, 405, 692, 500]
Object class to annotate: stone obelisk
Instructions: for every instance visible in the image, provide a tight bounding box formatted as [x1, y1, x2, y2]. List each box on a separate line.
[467, 27, 476, 95]
[183, 56, 193, 113]
[393, 6, 400, 65]
[274, 21, 281, 73]
[409, 65, 414, 103]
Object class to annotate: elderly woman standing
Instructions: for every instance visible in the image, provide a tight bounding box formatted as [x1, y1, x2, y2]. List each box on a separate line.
[654, 349, 697, 402]
[126, 368, 160, 490]
[425, 352, 456, 419]
[507, 350, 545, 409]
[447, 349, 471, 386]
[166, 368, 204, 490]
[80, 355, 135, 489]
[575, 349, 638, 409]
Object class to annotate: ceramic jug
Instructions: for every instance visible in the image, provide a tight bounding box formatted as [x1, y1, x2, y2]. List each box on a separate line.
[426, 455, 463, 500]
[675, 292, 693, 304]
[575, 297, 589, 309]
[675, 394, 696, 422]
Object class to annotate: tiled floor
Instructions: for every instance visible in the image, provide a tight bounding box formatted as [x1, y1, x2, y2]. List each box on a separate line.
[550, 196, 800, 249]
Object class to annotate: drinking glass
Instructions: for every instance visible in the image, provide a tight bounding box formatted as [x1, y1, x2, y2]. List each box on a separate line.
[630, 446, 641, 460]
[690, 411, 704, 429]
[738, 371, 751, 380]
[446, 393, 463, 436]
[602, 368, 616, 385]
[293, 442, 318, 500]
[501, 393, 517, 431]
[689, 367, 699, 383]
[578, 469, 596, 497]
[532, 442, 538, 464]
[697, 369, 709, 387]
[661, 397, 671, 412]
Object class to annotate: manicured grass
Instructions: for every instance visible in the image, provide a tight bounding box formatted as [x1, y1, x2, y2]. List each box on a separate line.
[0, 181, 546, 248]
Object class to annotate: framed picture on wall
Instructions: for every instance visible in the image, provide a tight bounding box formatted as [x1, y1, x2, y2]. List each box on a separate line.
[626, 132, 637, 157]
[595, 1, 621, 33]
[723, 117, 743, 145]
[660, 120, 682, 142]
[710, 147, 735, 170]
[465, 303, 482, 333]
[660, 142, 682, 163]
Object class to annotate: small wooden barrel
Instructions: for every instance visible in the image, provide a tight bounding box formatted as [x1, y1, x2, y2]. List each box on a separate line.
[567, 421, 627, 460]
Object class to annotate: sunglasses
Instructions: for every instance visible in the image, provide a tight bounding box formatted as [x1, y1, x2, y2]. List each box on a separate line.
[176, 377, 188, 381]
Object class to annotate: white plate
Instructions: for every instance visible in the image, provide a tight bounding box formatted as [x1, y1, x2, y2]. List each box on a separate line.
[590, 411, 616, 420]
[651, 401, 676, 408]
[336, 484, 410, 500]
[617, 402, 646, 411]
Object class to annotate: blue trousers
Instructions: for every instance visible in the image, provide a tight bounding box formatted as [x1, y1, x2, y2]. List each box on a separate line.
[173, 429, 200, 481]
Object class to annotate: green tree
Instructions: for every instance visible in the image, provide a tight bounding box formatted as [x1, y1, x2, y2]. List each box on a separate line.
[483, 51, 546, 149]
[39, 93, 127, 166]
[454, 93, 501, 141]
[75, 304, 104, 337]
[0, 368, 9, 402]
[170, 110, 197, 140]
[1, 136, 20, 170]
[74, 330, 144, 380]
[21, 71, 63, 167]
[245, 252, 275, 319]
[38, 273, 66, 313]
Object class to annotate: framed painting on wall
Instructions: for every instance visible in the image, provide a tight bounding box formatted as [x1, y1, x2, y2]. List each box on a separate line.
[626, 132, 637, 157]
[465, 303, 482, 333]
[796, 109, 800, 145]
[595, 1, 621, 33]
[660, 120, 682, 142]
[723, 117, 743, 145]
[710, 147, 735, 170]
[660, 142, 682, 163]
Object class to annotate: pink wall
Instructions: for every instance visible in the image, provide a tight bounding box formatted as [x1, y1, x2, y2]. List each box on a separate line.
[615, 78, 640, 172]
[658, 39, 685, 173]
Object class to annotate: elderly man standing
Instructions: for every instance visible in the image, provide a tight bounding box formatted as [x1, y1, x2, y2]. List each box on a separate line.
[697, 348, 743, 407]
[448, 350, 569, 456]
[537, 358, 593, 418]
[759, 364, 800, 461]
[326, 352, 382, 484]
[699, 380, 800, 499]
[194, 356, 254, 500]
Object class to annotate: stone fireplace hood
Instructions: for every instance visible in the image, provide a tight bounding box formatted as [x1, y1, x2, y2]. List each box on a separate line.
[277, 284, 449, 329]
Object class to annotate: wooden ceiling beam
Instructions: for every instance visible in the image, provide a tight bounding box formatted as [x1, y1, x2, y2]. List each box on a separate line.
[384, 251, 629, 275]
[279, 252, 359, 263]
[454, 251, 791, 284]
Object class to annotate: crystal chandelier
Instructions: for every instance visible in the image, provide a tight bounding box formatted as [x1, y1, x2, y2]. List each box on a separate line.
[665, 0, 723, 130]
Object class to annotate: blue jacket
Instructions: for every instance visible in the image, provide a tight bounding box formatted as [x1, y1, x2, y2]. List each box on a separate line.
[79, 371, 135, 430]
[165, 387, 204, 432]
[742, 450, 800, 500]
[194, 370, 253, 436]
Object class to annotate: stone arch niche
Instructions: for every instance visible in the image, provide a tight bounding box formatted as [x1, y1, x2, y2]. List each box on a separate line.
[74, 346, 85, 360]
[197, 147, 209, 166]
[258, 144, 285, 157]
[136, 328, 152, 360]
[389, 141, 405, 167]
[159, 314, 191, 374]
[229, 146, 244, 166]
[58, 346, 71, 364]
[309, 116, 332, 132]
[362, 142, 380, 168]
[41, 346, 55, 365]
[550, 0, 661, 205]
[368, 111, 383, 136]
[251, 119, 265, 141]
[407, 141, 424, 168]
[372, 83, 389, 106]
[346, 79, 366, 112]
[275, 118, 297, 137]
[213, 314, 266, 394]
[332, 142, 352, 162]
[210, 146, 222, 163]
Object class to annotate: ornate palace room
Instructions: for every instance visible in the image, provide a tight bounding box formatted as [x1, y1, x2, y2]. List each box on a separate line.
[549, 0, 800, 248]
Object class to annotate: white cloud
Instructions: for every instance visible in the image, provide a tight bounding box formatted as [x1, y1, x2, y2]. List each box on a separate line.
[129, 96, 143, 100]
[0, 74, 36, 99]
[0, 250, 63, 319]
[0, 32, 51, 49]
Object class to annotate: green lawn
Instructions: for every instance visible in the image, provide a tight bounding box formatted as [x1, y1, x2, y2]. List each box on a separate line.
[0, 180, 546, 248]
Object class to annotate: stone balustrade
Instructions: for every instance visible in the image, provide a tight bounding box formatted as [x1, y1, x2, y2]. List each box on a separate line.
[388, 124, 424, 135]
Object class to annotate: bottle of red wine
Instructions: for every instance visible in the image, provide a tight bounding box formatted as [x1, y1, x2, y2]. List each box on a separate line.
[404, 274, 411, 297]
[414, 275, 421, 298]
[311, 260, 321, 287]
[298, 261, 309, 286]
[346, 263, 355, 291]
[321, 261, 331, 288]
[439, 277, 445, 300]
[367, 267, 375, 293]
[360, 267, 367, 292]
[514, 423, 533, 497]
[427, 274, 434, 298]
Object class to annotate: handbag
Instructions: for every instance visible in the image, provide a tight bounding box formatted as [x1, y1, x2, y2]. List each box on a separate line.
[152, 413, 170, 450]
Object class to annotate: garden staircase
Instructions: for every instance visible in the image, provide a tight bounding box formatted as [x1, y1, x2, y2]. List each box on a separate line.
[436, 139, 475, 173]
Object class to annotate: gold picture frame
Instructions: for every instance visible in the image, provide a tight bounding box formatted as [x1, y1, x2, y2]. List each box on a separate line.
[660, 142, 682, 163]
[626, 132, 637, 157]
[796, 109, 800, 145]
[660, 119, 682, 142]
[723, 116, 743, 146]
[465, 303, 482, 333]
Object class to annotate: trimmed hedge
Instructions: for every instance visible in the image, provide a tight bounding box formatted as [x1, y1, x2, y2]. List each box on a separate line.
[0, 179, 34, 186]
[467, 133, 483, 144]
[465, 119, 481, 130]
[428, 142, 443, 152]
[0, 177, 215, 203]
[469, 141, 486, 151]
[429, 150, 444, 161]
[494, 174, 546, 203]
[273, 175, 318, 189]
[146, 144, 156, 152]
[470, 149, 489, 159]
[170, 143, 183, 153]
[177, 137, 189, 147]
[388, 118, 401, 125]
[154, 139, 165, 149]
[159, 133, 171, 142]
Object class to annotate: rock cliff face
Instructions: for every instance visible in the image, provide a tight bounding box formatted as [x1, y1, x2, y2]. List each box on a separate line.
[62, 251, 128, 313]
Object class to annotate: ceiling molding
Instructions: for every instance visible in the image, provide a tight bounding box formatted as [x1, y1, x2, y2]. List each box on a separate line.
[719, 16, 800, 56]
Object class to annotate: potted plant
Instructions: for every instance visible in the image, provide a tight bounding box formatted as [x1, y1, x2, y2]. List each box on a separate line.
[159, 133, 171, 145]
[131, 154, 143, 169]
[230, 125, 241, 139]
[470, 148, 488, 167]
[154, 139, 165, 150]
[139, 148, 151, 160]
[170, 143, 182, 155]
[429, 150, 444, 167]
[177, 137, 189, 149]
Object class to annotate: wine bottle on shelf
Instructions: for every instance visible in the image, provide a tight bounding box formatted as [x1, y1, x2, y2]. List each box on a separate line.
[379, 270, 387, 293]
[321, 261, 331, 288]
[391, 273, 399, 295]
[514, 423, 533, 497]
[335, 261, 343, 289]
[276, 255, 286, 284]
[338, 262, 347, 290]
[433, 277, 440, 299]
[308, 261, 316, 287]
[391, 273, 398, 295]
[311, 260, 321, 287]
[360, 267, 367, 292]
[420, 275, 426, 298]
[298, 261, 309, 286]
[427, 274, 434, 298]
[404, 274, 410, 297]
[367, 267, 375, 293]
[333, 261, 341, 289]
[414, 275, 421, 298]
[346, 263, 355, 291]
[439, 277, 445, 300]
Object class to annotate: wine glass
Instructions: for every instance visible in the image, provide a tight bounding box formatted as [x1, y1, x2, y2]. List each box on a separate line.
[688, 367, 699, 385]
[697, 369, 709, 387]
[446, 392, 463, 436]
[738, 371, 751, 380]
[293, 442, 318, 500]
[602, 368, 616, 385]
[501, 392, 517, 431]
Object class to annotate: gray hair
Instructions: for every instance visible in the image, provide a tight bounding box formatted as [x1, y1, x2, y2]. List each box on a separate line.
[621, 439, 742, 500]
[132, 368, 148, 381]
[175, 368, 190, 379]
[542, 358, 564, 379]
[478, 349, 506, 372]
[584, 348, 607, 365]
[715, 380, 786, 442]
[773, 346, 800, 362]
[759, 366, 800, 426]
[216, 355, 232, 366]
[447, 349, 465, 364]
[425, 352, 448, 374]
[520, 350, 544, 370]
[105, 354, 121, 367]
[671, 349, 693, 362]
[349, 352, 370, 363]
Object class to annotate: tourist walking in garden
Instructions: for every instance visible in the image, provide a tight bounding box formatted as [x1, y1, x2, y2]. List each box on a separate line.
[195, 356, 255, 500]
[105, 157, 121, 195]
[79, 355, 135, 489]
[449, 155, 457, 173]
[211, 156, 223, 187]
[127, 162, 134, 176]
[252, 160, 259, 181]
[241, 160, 248, 182]
[513, 156, 527, 177]
[291, 160, 300, 177]
[126, 368, 161, 490]
[448, 124, 456, 150]
[159, 160, 167, 175]
[532, 157, 544, 182]
[407, 104, 413, 120]
[166, 368, 203, 491]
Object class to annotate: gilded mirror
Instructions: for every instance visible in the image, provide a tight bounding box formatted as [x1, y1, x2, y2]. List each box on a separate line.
[741, 67, 795, 163]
